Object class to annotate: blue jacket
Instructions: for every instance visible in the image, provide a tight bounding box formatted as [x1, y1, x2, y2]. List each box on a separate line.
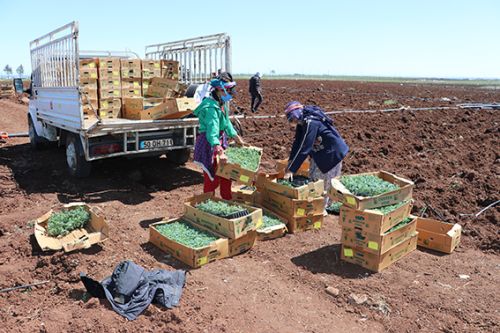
[288, 106, 349, 174]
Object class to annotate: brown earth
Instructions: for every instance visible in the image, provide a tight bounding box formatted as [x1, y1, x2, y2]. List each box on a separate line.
[0, 81, 499, 333]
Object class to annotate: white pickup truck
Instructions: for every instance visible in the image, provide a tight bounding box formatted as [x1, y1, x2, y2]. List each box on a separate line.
[27, 21, 232, 177]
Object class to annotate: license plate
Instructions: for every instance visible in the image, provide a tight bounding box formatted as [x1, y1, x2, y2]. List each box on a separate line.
[140, 138, 174, 150]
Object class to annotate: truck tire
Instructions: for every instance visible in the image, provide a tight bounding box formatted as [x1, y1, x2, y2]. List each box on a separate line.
[28, 116, 46, 150]
[185, 84, 199, 98]
[66, 134, 92, 178]
[167, 148, 191, 165]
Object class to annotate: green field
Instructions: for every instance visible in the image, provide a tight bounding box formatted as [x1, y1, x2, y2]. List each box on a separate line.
[234, 74, 500, 86]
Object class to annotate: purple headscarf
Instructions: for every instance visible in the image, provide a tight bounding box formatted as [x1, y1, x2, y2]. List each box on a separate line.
[284, 101, 304, 121]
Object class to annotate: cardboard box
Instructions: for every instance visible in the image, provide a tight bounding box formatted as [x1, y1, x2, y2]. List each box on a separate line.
[257, 209, 288, 241]
[228, 230, 257, 256]
[99, 68, 121, 79]
[99, 88, 121, 99]
[263, 190, 324, 218]
[264, 178, 324, 200]
[80, 78, 98, 90]
[82, 98, 98, 110]
[416, 217, 461, 254]
[288, 213, 324, 233]
[231, 185, 257, 204]
[341, 233, 418, 272]
[146, 77, 187, 98]
[142, 79, 151, 96]
[81, 88, 98, 101]
[99, 98, 121, 110]
[99, 57, 120, 70]
[98, 79, 122, 90]
[329, 171, 414, 210]
[339, 201, 413, 235]
[79, 58, 98, 69]
[216, 147, 263, 186]
[142, 60, 161, 71]
[161, 60, 180, 80]
[121, 88, 142, 98]
[80, 68, 98, 80]
[121, 68, 142, 79]
[34, 203, 109, 253]
[99, 108, 121, 119]
[149, 218, 229, 268]
[184, 193, 263, 239]
[276, 158, 310, 177]
[122, 97, 163, 120]
[121, 79, 142, 90]
[255, 172, 279, 192]
[341, 216, 417, 255]
[120, 59, 141, 70]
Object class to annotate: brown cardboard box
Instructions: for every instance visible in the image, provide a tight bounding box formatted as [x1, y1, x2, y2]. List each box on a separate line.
[216, 147, 262, 186]
[81, 88, 98, 100]
[329, 171, 414, 210]
[338, 201, 413, 235]
[99, 108, 121, 119]
[142, 60, 161, 79]
[99, 88, 121, 99]
[34, 203, 109, 253]
[121, 88, 142, 98]
[341, 215, 417, 255]
[121, 79, 142, 90]
[287, 213, 324, 233]
[99, 98, 121, 110]
[149, 218, 229, 268]
[79, 58, 98, 69]
[120, 59, 141, 70]
[416, 217, 461, 253]
[121, 97, 195, 120]
[99, 68, 121, 79]
[228, 230, 257, 256]
[99, 57, 120, 70]
[146, 77, 186, 98]
[80, 68, 98, 80]
[161, 60, 180, 80]
[122, 97, 164, 120]
[80, 79, 98, 90]
[341, 232, 418, 272]
[142, 79, 151, 96]
[256, 208, 287, 241]
[263, 190, 324, 218]
[231, 185, 257, 204]
[82, 98, 98, 111]
[184, 193, 263, 239]
[121, 68, 142, 79]
[263, 178, 324, 200]
[98, 79, 121, 90]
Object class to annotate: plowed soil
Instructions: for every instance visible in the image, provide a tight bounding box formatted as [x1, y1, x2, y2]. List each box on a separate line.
[0, 80, 499, 333]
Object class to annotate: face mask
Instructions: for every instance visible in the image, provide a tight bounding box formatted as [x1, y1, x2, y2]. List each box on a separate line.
[221, 86, 233, 102]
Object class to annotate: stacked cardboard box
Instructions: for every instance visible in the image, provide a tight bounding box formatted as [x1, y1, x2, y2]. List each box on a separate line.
[98, 58, 122, 119]
[149, 193, 262, 268]
[258, 173, 325, 233]
[161, 60, 180, 80]
[120, 59, 142, 99]
[79, 58, 99, 119]
[330, 171, 417, 272]
[141, 60, 161, 96]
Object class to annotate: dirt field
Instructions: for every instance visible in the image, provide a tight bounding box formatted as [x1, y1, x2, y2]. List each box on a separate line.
[0, 81, 499, 333]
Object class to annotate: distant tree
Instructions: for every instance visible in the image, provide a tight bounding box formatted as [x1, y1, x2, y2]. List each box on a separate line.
[270, 70, 276, 75]
[3, 65, 12, 77]
[16, 65, 24, 77]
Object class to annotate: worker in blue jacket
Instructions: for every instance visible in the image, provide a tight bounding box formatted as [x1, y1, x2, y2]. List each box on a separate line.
[284, 101, 349, 211]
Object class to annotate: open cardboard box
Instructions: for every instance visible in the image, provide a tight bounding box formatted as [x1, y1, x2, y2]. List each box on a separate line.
[184, 193, 263, 239]
[257, 208, 288, 241]
[341, 232, 418, 272]
[341, 215, 418, 255]
[276, 158, 310, 177]
[231, 185, 257, 204]
[34, 203, 109, 253]
[263, 190, 324, 218]
[330, 171, 414, 210]
[122, 97, 197, 120]
[260, 201, 322, 233]
[149, 218, 229, 268]
[416, 217, 461, 253]
[216, 146, 263, 186]
[339, 201, 413, 235]
[263, 177, 324, 200]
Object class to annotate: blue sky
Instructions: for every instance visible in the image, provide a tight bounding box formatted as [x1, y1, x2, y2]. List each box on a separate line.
[0, 0, 499, 78]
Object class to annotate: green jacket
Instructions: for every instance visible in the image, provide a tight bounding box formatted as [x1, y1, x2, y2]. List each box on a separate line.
[194, 97, 237, 146]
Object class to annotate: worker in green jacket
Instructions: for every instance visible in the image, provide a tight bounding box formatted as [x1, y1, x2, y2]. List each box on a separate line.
[193, 72, 244, 199]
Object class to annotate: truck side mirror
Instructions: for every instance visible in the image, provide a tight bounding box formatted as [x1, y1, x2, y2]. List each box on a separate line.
[13, 78, 24, 94]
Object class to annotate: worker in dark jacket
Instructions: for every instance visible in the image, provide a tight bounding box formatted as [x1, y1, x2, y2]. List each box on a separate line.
[284, 101, 349, 210]
[249, 72, 263, 113]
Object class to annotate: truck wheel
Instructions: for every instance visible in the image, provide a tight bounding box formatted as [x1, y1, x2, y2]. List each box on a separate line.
[66, 134, 91, 177]
[167, 148, 191, 165]
[185, 84, 199, 98]
[28, 116, 46, 150]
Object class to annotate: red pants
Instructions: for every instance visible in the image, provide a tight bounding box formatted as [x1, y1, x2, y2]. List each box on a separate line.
[203, 158, 232, 200]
